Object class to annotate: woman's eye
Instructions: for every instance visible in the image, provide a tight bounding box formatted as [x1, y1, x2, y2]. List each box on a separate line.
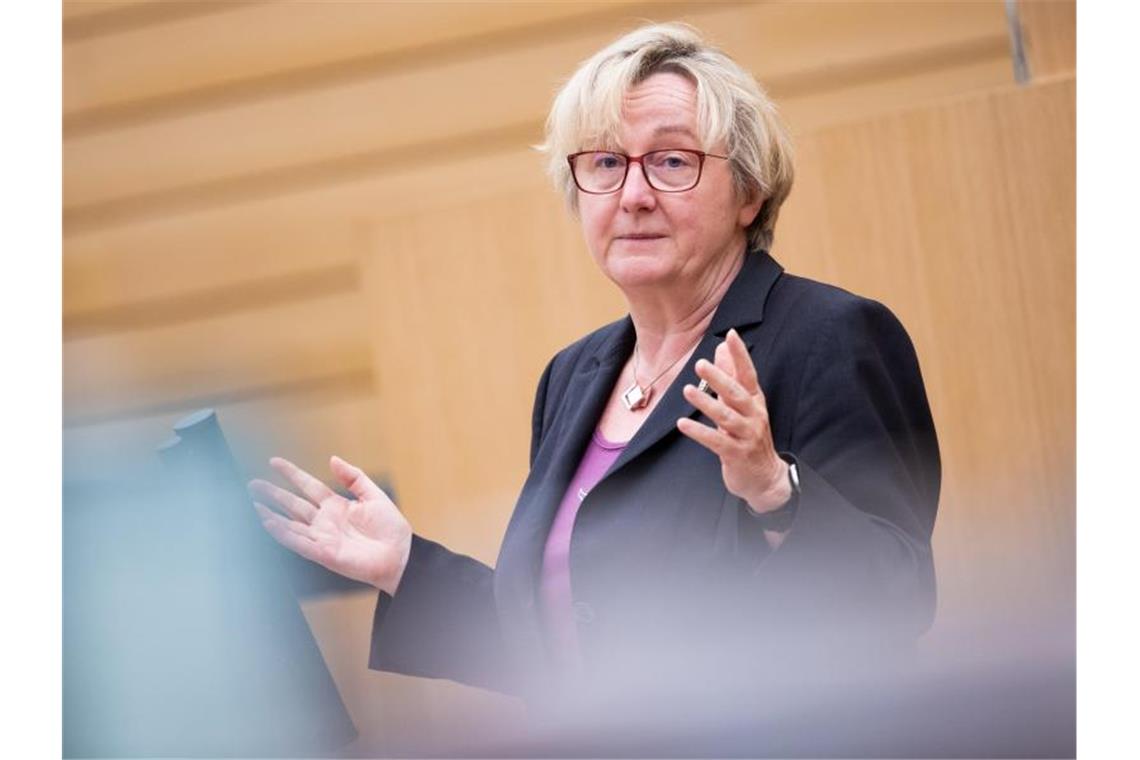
[653, 153, 694, 170]
[594, 153, 623, 169]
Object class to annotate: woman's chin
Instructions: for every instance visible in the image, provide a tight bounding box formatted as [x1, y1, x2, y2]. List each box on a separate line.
[603, 254, 679, 291]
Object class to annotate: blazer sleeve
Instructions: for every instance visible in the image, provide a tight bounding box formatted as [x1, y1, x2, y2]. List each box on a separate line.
[366, 358, 557, 694]
[744, 296, 941, 638]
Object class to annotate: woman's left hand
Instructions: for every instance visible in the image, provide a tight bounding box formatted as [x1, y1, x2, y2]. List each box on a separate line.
[677, 328, 792, 514]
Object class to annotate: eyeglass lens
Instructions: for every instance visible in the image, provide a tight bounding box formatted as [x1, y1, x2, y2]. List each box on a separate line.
[574, 151, 703, 192]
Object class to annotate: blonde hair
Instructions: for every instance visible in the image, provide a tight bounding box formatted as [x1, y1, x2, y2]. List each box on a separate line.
[539, 23, 794, 252]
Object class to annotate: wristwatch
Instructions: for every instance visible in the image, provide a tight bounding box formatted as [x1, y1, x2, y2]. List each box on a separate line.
[745, 452, 801, 532]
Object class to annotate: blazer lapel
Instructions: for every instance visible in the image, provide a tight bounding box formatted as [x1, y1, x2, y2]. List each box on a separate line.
[494, 318, 634, 637]
[604, 251, 784, 482]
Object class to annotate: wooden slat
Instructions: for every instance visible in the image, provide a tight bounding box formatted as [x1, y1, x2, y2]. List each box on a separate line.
[63, 1, 263, 40]
[63, 0, 657, 120]
[64, 387, 385, 487]
[64, 290, 371, 422]
[64, 144, 546, 316]
[63, 1, 150, 22]
[63, 1, 1008, 211]
[65, 262, 357, 340]
[780, 53, 1013, 137]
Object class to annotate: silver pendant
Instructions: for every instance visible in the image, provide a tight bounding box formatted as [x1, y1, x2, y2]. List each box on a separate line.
[621, 382, 651, 411]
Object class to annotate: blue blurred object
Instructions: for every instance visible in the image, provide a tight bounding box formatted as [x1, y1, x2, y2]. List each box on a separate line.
[64, 409, 357, 757]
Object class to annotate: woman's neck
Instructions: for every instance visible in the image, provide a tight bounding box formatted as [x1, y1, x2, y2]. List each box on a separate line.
[625, 249, 745, 371]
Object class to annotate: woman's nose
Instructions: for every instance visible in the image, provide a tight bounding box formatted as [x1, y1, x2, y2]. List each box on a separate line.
[619, 160, 658, 213]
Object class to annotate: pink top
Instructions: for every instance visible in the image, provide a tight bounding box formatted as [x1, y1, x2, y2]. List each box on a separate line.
[539, 428, 627, 673]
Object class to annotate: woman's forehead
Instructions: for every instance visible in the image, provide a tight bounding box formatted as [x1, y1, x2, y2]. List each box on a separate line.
[623, 72, 698, 113]
[584, 73, 705, 150]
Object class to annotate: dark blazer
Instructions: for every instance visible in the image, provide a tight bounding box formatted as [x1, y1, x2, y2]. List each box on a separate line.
[368, 250, 940, 703]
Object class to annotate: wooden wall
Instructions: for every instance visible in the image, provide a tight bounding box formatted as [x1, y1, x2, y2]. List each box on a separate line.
[63, 0, 1075, 750]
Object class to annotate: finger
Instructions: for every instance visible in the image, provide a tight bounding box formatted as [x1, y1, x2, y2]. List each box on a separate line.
[726, 329, 762, 397]
[329, 455, 384, 502]
[270, 456, 336, 505]
[682, 384, 751, 438]
[676, 417, 735, 459]
[256, 503, 325, 563]
[253, 501, 315, 539]
[694, 358, 752, 415]
[248, 478, 318, 524]
[715, 341, 735, 377]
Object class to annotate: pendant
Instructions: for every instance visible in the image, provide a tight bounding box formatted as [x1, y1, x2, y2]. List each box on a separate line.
[621, 382, 651, 411]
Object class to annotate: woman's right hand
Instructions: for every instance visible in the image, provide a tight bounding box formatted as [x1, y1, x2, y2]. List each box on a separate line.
[247, 455, 413, 596]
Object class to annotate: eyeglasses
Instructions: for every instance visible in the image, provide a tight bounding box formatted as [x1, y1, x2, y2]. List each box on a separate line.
[567, 149, 729, 194]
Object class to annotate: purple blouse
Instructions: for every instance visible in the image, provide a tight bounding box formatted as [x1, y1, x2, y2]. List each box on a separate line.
[539, 428, 627, 672]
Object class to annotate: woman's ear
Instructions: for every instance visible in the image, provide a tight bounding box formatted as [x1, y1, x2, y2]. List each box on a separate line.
[738, 188, 766, 229]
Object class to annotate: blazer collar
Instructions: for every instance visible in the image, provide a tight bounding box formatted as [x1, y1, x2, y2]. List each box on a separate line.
[601, 249, 784, 480]
[583, 248, 782, 364]
[706, 247, 784, 336]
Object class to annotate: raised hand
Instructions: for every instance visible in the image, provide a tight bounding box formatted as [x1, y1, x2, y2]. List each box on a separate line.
[247, 455, 413, 595]
[677, 328, 792, 514]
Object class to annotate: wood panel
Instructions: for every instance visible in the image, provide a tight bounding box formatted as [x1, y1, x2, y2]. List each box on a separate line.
[777, 76, 1075, 624]
[63, 1, 1009, 211]
[64, 290, 371, 423]
[63, 0, 656, 121]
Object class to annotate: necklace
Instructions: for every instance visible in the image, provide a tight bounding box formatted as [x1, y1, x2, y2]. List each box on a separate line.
[621, 335, 703, 411]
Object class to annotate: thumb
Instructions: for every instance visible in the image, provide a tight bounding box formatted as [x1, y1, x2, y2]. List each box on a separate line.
[329, 455, 384, 502]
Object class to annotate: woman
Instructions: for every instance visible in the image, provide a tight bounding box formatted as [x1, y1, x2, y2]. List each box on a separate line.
[248, 24, 939, 716]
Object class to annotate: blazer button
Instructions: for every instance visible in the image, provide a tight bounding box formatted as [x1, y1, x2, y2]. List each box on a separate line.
[573, 601, 596, 625]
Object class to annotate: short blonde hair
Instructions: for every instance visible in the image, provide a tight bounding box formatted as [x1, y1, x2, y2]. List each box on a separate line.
[540, 23, 794, 252]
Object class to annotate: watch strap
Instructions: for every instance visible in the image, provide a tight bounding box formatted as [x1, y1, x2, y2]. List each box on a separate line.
[744, 452, 801, 532]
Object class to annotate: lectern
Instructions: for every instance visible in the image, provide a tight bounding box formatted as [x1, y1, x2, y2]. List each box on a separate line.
[64, 409, 357, 757]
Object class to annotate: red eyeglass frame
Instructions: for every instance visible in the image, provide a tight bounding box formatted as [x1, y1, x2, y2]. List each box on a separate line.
[566, 149, 730, 194]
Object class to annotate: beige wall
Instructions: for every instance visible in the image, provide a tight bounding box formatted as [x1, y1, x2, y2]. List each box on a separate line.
[64, 0, 1075, 749]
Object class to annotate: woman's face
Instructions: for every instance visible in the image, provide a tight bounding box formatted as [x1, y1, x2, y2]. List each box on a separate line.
[577, 72, 763, 295]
